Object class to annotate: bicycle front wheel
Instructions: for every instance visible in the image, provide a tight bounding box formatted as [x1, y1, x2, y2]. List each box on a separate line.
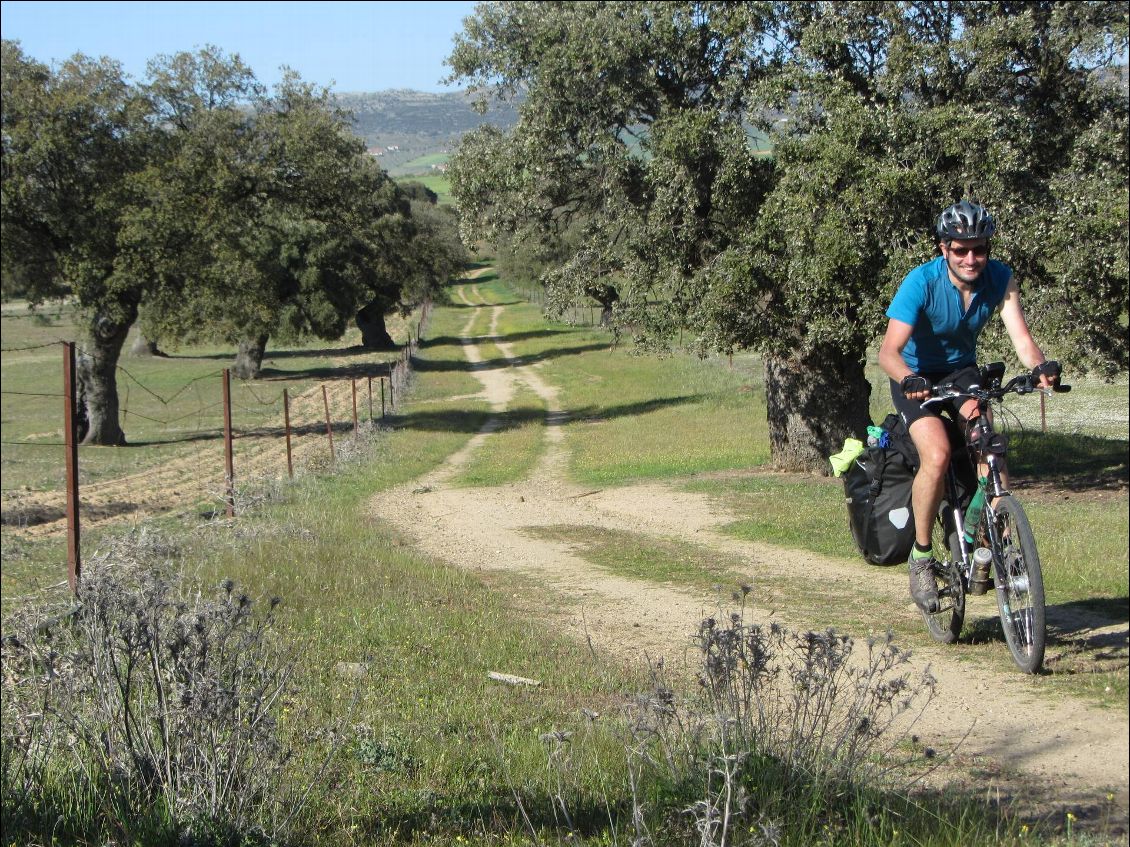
[989, 496, 1046, 673]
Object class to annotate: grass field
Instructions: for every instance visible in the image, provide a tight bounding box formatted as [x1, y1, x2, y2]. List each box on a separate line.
[2, 270, 1127, 846]
[395, 172, 453, 204]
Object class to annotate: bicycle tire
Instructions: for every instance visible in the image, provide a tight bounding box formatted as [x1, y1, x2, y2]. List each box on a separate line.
[989, 496, 1046, 673]
[922, 507, 965, 643]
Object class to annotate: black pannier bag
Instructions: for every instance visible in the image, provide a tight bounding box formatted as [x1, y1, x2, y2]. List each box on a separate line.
[843, 413, 976, 566]
[844, 439, 917, 566]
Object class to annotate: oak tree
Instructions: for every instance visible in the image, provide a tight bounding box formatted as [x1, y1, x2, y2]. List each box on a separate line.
[2, 41, 154, 444]
[447, 1, 1127, 470]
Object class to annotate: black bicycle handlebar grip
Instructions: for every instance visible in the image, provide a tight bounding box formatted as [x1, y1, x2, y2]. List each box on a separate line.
[900, 374, 932, 395]
[1052, 384, 1072, 393]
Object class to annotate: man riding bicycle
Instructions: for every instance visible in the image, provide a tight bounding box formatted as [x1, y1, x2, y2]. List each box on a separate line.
[878, 200, 1060, 614]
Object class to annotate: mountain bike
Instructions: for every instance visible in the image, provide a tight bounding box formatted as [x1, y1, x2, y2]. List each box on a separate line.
[919, 361, 1069, 673]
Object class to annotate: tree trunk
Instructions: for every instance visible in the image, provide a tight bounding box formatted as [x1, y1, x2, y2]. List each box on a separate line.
[77, 308, 136, 446]
[130, 333, 166, 357]
[232, 334, 269, 380]
[356, 299, 397, 349]
[764, 343, 872, 474]
[587, 283, 620, 327]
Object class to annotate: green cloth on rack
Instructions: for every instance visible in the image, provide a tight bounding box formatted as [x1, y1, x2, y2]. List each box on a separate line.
[829, 438, 865, 477]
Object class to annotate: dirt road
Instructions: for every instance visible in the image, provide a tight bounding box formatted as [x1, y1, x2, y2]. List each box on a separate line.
[368, 279, 1129, 836]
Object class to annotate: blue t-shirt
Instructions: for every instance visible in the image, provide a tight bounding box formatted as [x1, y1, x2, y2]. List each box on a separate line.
[886, 256, 1011, 373]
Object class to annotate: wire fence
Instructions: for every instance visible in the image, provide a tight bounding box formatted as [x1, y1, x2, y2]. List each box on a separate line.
[0, 303, 432, 590]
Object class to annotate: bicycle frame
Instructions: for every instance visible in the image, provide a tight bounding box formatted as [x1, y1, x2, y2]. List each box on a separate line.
[933, 393, 1010, 585]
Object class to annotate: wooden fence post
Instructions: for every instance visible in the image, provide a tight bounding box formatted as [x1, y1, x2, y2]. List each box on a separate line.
[222, 369, 235, 517]
[381, 377, 386, 418]
[283, 388, 294, 480]
[322, 384, 335, 460]
[367, 376, 373, 423]
[62, 342, 81, 593]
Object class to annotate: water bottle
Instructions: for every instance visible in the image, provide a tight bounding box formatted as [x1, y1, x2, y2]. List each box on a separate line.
[970, 547, 993, 595]
[962, 479, 988, 545]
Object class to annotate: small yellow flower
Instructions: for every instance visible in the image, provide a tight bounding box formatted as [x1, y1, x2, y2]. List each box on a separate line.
[1067, 812, 1077, 822]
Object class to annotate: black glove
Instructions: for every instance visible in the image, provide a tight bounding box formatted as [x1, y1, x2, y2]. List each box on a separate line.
[1031, 360, 1061, 381]
[900, 374, 932, 396]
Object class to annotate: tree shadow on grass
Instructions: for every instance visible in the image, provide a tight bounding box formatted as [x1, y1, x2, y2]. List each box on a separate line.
[123, 418, 378, 448]
[412, 342, 612, 374]
[423, 328, 578, 347]
[1006, 431, 1128, 493]
[349, 751, 1036, 846]
[257, 361, 398, 381]
[961, 596, 1128, 662]
[439, 299, 524, 309]
[163, 345, 387, 363]
[391, 395, 695, 434]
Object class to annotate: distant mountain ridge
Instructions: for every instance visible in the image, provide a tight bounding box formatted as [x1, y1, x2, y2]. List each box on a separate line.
[333, 89, 519, 176]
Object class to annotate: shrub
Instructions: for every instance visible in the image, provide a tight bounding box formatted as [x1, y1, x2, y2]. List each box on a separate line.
[1, 533, 301, 844]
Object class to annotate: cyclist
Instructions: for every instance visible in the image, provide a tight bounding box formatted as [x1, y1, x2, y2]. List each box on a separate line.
[878, 199, 1060, 613]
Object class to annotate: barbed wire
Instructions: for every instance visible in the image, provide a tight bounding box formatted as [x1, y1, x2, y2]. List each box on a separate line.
[116, 365, 224, 406]
[0, 390, 65, 398]
[120, 400, 226, 426]
[235, 384, 286, 405]
[0, 440, 66, 447]
[0, 340, 68, 353]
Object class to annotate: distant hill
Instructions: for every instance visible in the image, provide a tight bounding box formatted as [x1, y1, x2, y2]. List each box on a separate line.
[334, 89, 519, 177]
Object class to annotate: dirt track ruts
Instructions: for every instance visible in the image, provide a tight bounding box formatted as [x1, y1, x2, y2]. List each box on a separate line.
[366, 277, 1129, 835]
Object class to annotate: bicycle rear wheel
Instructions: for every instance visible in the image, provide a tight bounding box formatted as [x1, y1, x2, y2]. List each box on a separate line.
[923, 508, 965, 643]
[989, 496, 1046, 673]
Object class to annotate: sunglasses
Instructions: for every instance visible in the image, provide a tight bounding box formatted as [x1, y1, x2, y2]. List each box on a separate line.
[947, 243, 990, 258]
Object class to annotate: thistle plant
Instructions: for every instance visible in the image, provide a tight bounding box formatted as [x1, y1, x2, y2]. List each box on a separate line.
[617, 605, 937, 846]
[1, 535, 303, 843]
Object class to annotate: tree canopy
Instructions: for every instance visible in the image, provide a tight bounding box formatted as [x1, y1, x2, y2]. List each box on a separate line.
[2, 41, 155, 443]
[447, 1, 1128, 470]
[3, 42, 467, 443]
[128, 58, 418, 377]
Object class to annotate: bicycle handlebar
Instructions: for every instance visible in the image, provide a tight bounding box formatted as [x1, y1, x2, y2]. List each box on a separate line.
[922, 370, 1071, 408]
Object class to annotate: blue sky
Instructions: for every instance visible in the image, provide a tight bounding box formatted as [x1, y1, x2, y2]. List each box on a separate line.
[0, 1, 481, 93]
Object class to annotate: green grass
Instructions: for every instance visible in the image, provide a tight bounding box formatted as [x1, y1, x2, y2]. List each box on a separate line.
[523, 524, 747, 591]
[399, 152, 450, 171]
[508, 332, 769, 485]
[10, 430, 1021, 846]
[450, 384, 548, 487]
[403, 173, 453, 204]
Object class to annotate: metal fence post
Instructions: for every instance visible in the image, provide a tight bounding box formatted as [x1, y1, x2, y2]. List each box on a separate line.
[322, 384, 335, 460]
[63, 342, 81, 593]
[222, 369, 235, 517]
[283, 388, 294, 480]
